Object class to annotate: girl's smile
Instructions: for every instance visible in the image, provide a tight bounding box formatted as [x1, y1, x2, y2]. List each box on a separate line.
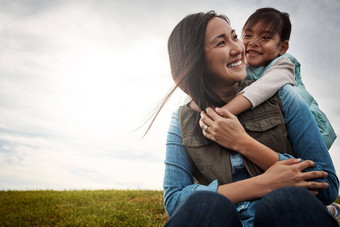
[243, 22, 288, 66]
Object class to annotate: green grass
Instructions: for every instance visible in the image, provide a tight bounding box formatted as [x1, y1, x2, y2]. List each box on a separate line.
[0, 190, 169, 227]
[1, 190, 338, 227]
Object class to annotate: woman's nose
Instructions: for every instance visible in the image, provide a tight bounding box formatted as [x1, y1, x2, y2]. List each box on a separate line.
[230, 41, 244, 56]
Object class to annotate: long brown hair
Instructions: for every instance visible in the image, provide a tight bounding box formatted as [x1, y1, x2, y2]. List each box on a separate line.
[144, 11, 230, 135]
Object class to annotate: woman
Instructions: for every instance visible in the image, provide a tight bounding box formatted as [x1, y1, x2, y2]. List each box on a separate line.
[159, 11, 338, 226]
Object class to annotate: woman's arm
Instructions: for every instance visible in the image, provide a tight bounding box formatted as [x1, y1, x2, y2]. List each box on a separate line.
[221, 57, 296, 115]
[164, 110, 219, 216]
[217, 158, 328, 204]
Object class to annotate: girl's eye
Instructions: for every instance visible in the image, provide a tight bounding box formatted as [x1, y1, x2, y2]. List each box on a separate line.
[216, 41, 225, 47]
[262, 36, 271, 40]
[243, 34, 251, 39]
[233, 34, 238, 40]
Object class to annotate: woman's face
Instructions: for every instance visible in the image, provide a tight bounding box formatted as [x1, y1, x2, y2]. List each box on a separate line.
[204, 17, 246, 89]
[243, 22, 285, 67]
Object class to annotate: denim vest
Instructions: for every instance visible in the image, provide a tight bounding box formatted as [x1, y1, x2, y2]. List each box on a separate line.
[178, 81, 294, 185]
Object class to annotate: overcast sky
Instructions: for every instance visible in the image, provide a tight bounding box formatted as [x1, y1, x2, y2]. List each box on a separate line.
[0, 0, 339, 190]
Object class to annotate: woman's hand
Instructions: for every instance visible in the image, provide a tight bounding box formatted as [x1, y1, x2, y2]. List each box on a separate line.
[217, 158, 328, 203]
[260, 158, 329, 195]
[199, 107, 249, 151]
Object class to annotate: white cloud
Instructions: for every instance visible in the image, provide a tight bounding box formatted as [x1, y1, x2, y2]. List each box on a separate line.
[0, 0, 339, 190]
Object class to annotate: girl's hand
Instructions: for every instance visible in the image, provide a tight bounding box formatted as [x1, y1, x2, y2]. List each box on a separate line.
[261, 158, 329, 194]
[199, 107, 249, 151]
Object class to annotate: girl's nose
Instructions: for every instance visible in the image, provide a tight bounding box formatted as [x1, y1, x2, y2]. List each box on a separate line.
[248, 39, 259, 47]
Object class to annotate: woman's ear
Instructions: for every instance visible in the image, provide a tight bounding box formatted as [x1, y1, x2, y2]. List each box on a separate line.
[279, 40, 289, 55]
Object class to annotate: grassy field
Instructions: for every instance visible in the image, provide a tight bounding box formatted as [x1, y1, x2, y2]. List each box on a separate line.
[1, 190, 339, 226]
[0, 190, 169, 226]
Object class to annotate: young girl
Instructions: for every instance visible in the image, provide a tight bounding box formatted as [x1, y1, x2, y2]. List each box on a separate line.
[222, 7, 337, 150]
[218, 7, 339, 220]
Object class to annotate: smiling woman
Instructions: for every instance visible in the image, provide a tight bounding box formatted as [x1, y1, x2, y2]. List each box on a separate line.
[204, 17, 246, 92]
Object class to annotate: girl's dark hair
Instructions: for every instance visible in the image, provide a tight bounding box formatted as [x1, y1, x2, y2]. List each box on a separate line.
[144, 11, 229, 135]
[242, 7, 291, 42]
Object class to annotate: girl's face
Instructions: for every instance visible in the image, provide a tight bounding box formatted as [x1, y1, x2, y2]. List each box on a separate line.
[243, 22, 288, 67]
[204, 17, 246, 89]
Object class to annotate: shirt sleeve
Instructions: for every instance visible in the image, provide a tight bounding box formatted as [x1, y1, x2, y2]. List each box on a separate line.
[163, 109, 218, 216]
[279, 84, 339, 205]
[242, 57, 296, 108]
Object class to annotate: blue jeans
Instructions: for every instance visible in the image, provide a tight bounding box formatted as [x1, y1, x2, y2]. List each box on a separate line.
[165, 187, 338, 227]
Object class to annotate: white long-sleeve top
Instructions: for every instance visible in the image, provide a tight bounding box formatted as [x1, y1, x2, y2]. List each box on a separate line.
[241, 57, 296, 108]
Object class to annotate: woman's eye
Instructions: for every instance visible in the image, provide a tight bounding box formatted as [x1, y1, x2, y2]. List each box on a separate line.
[243, 34, 251, 39]
[216, 41, 225, 46]
[262, 36, 271, 40]
[233, 35, 238, 40]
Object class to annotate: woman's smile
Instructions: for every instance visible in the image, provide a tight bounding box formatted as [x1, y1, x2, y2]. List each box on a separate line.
[227, 59, 243, 68]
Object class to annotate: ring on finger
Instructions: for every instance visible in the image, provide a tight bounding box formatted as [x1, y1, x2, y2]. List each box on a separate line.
[204, 125, 209, 132]
[307, 181, 311, 189]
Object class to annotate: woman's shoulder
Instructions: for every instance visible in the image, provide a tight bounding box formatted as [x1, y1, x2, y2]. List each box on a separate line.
[169, 104, 198, 131]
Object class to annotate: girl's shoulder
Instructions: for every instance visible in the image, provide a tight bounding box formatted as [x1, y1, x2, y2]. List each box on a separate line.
[269, 53, 300, 69]
[279, 53, 300, 67]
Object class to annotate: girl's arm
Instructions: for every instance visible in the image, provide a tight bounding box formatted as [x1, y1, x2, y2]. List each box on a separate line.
[221, 57, 296, 115]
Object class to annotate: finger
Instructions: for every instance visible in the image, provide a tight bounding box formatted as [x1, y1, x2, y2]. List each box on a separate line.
[199, 119, 212, 139]
[305, 181, 329, 190]
[199, 119, 208, 131]
[199, 119, 204, 129]
[202, 108, 213, 120]
[309, 190, 319, 196]
[205, 107, 222, 121]
[200, 111, 214, 127]
[199, 118, 212, 136]
[277, 158, 301, 165]
[215, 107, 235, 119]
[301, 170, 328, 181]
[296, 160, 315, 171]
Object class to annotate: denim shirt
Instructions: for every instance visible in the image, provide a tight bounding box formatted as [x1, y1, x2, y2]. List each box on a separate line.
[163, 85, 339, 227]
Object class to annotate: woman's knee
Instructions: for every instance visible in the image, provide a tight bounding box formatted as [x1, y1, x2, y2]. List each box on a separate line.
[181, 191, 234, 211]
[254, 187, 337, 227]
[257, 187, 315, 210]
[166, 191, 242, 227]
